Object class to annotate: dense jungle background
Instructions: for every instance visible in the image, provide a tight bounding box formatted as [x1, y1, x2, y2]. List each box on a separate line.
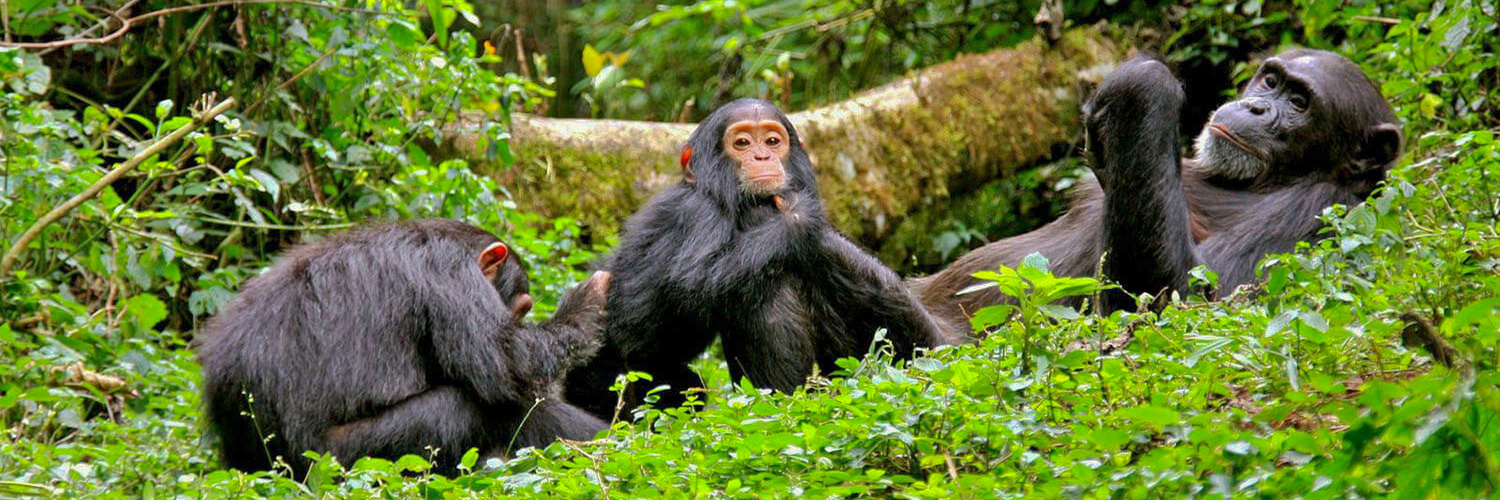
[1, 0, 1498, 497]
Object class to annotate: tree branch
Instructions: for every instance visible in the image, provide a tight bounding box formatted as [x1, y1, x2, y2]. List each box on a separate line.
[2, 0, 395, 50]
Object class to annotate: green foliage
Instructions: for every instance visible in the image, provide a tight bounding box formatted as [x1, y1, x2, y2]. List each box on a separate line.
[2, 0, 1499, 498]
[568, 0, 1042, 120]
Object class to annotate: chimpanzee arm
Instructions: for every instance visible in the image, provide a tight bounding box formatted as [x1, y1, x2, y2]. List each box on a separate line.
[424, 262, 526, 405]
[815, 230, 953, 348]
[505, 272, 610, 398]
[668, 191, 821, 294]
[1200, 182, 1357, 293]
[1086, 56, 1201, 310]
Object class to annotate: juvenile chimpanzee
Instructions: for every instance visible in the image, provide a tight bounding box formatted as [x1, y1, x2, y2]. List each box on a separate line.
[911, 50, 1402, 329]
[566, 99, 951, 420]
[195, 219, 610, 476]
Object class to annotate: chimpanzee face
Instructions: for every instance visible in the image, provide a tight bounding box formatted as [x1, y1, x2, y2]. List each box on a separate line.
[1196, 57, 1315, 179]
[722, 108, 791, 196]
[1196, 50, 1400, 182]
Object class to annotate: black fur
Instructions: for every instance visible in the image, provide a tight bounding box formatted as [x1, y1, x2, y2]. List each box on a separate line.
[912, 50, 1402, 327]
[195, 219, 608, 476]
[566, 99, 950, 419]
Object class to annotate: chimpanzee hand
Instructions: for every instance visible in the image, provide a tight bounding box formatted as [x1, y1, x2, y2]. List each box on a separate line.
[543, 271, 611, 366]
[1083, 54, 1184, 190]
[557, 271, 611, 325]
[771, 192, 817, 229]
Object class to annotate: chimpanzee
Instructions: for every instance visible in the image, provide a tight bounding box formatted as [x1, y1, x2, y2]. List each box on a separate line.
[195, 220, 610, 476]
[565, 99, 951, 420]
[911, 49, 1402, 331]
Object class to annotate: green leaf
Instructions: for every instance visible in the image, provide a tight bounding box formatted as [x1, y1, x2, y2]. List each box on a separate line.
[124, 294, 168, 330]
[159, 116, 192, 133]
[460, 448, 479, 470]
[422, 0, 450, 48]
[1084, 427, 1132, 449]
[1119, 405, 1180, 429]
[394, 454, 431, 473]
[387, 22, 418, 50]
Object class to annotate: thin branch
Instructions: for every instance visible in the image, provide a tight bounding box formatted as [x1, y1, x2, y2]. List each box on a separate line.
[243, 43, 338, 116]
[1351, 15, 1402, 25]
[1, 97, 238, 277]
[186, 216, 353, 231]
[38, 0, 142, 55]
[1, 0, 395, 50]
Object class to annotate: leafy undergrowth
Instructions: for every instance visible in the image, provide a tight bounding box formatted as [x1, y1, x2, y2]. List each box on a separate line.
[3, 1, 1499, 499]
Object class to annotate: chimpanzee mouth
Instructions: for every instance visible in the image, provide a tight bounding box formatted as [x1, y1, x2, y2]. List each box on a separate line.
[741, 178, 782, 195]
[1208, 124, 1267, 160]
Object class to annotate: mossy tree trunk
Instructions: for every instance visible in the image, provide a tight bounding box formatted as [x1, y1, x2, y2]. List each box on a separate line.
[442, 28, 1123, 248]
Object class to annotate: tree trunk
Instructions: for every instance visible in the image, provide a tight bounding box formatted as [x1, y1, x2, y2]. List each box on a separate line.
[442, 28, 1122, 247]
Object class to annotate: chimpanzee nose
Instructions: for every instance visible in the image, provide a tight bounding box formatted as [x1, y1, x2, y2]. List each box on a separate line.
[753, 151, 771, 160]
[1246, 99, 1269, 115]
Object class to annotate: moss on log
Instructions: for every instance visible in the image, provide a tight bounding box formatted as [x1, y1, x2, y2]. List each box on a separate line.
[444, 28, 1122, 246]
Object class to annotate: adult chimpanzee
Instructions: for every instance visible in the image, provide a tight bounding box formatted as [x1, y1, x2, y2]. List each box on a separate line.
[196, 220, 610, 476]
[911, 49, 1402, 331]
[566, 99, 950, 420]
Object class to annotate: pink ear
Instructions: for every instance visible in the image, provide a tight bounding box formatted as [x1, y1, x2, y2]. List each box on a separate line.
[478, 242, 509, 271]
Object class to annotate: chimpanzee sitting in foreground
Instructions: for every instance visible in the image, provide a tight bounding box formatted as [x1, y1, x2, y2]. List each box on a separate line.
[911, 50, 1402, 331]
[566, 99, 951, 420]
[196, 220, 610, 476]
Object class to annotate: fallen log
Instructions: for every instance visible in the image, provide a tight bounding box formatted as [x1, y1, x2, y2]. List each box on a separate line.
[443, 27, 1122, 247]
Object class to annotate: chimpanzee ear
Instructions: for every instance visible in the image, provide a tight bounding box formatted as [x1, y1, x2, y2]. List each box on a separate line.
[680, 145, 696, 183]
[1356, 123, 1402, 172]
[477, 242, 509, 280]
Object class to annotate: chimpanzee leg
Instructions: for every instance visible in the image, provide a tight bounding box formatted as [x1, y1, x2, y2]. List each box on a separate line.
[723, 284, 818, 392]
[500, 399, 608, 453]
[325, 386, 497, 473]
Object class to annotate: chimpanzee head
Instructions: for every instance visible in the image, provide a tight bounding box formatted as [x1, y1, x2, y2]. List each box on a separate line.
[478, 242, 533, 321]
[1195, 49, 1401, 185]
[679, 99, 816, 207]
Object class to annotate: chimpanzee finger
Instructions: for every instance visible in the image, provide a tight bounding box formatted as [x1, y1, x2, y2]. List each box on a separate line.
[590, 271, 612, 296]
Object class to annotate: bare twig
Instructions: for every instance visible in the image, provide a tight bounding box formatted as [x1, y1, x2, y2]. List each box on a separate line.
[13, 313, 48, 329]
[1399, 312, 1466, 369]
[942, 452, 960, 482]
[1, 0, 395, 50]
[512, 27, 532, 81]
[1, 97, 237, 277]
[560, 439, 612, 500]
[37, 0, 143, 55]
[243, 44, 338, 116]
[48, 363, 132, 394]
[1352, 15, 1401, 25]
[300, 148, 325, 205]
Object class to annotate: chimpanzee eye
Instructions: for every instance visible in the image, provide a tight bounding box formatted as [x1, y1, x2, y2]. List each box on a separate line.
[1289, 93, 1309, 111]
[734, 138, 752, 148]
[766, 136, 781, 146]
[1264, 73, 1279, 89]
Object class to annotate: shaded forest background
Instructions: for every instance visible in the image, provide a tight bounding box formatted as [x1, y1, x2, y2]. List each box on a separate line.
[1, 0, 1497, 497]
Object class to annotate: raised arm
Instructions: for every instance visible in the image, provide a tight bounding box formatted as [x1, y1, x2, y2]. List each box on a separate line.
[1085, 56, 1201, 310]
[506, 272, 611, 398]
